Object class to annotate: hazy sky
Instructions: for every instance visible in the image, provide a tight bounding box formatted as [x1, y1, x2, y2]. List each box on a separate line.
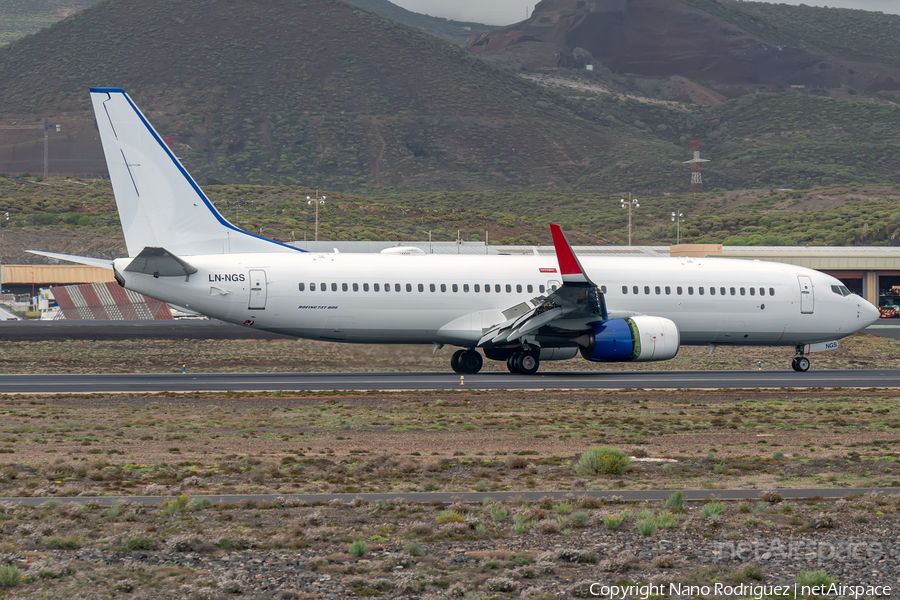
[392, 0, 900, 26]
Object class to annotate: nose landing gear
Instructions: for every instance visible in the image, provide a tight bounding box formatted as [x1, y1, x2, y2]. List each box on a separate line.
[791, 348, 810, 372]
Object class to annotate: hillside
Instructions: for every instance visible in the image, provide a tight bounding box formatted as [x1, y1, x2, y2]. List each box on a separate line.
[1, 0, 900, 193]
[0, 0, 665, 192]
[468, 0, 900, 92]
[340, 0, 493, 46]
[0, 0, 101, 47]
[682, 0, 900, 69]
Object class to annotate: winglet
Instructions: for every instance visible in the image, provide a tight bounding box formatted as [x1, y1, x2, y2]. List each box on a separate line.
[550, 224, 595, 287]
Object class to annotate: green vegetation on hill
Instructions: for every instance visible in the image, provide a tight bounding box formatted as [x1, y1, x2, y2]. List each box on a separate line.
[683, 0, 900, 67]
[0, 0, 101, 47]
[542, 85, 900, 192]
[3, 176, 900, 249]
[340, 0, 493, 46]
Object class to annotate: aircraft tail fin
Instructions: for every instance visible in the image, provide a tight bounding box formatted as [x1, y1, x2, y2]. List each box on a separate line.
[89, 88, 301, 257]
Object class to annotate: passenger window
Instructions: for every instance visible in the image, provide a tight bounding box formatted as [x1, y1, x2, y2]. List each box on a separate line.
[516, 284, 522, 293]
[506, 284, 512, 293]
[688, 286, 694, 295]
[321, 283, 327, 292]
[395, 283, 401, 292]
[418, 283, 424, 292]
[622, 285, 628, 294]
[750, 287, 755, 296]
[464, 284, 469, 292]
[496, 284, 502, 293]
[699, 287, 704, 295]
[310, 283, 316, 291]
[406, 283, 412, 292]
[655, 286, 661, 295]
[644, 286, 650, 295]
[299, 283, 305, 292]
[352, 283, 358, 292]
[770, 287, 775, 296]
[759, 287, 765, 296]
[665, 286, 671, 295]
[601, 285, 607, 293]
[740, 287, 746, 296]
[551, 284, 558, 291]
[331, 283, 337, 292]
[709, 286, 715, 296]
[474, 284, 480, 292]
[430, 284, 436, 292]
[342, 283, 348, 292]
[677, 286, 682, 295]
[373, 283, 379, 292]
[363, 283, 369, 292]
[527, 284, 533, 293]
[633, 286, 639, 294]
[539, 285, 545, 293]
[485, 285, 490, 293]
[730, 287, 736, 295]
[451, 284, 457, 292]
[439, 284, 444, 292]
[720, 287, 726, 295]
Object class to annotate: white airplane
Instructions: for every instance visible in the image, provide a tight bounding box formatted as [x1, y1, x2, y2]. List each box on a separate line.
[31, 88, 881, 374]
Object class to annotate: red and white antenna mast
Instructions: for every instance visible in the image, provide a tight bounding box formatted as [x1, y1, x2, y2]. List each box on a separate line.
[684, 139, 709, 193]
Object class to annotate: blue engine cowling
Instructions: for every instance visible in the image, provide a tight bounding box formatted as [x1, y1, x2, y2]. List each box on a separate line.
[580, 316, 680, 362]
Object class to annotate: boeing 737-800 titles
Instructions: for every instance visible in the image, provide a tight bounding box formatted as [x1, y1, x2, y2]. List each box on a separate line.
[30, 89, 881, 374]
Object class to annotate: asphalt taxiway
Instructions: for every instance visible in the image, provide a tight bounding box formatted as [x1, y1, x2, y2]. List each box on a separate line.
[1, 368, 899, 394]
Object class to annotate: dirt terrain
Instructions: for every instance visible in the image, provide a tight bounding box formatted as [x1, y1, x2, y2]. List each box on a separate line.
[1, 387, 900, 598]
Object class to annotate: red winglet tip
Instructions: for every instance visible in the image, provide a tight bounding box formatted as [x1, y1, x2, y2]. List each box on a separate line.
[550, 224, 581, 275]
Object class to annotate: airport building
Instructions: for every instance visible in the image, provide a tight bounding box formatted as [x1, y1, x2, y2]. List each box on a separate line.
[3, 243, 900, 311]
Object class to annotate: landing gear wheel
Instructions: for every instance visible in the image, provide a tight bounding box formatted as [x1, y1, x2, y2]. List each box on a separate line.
[451, 349, 465, 374]
[790, 357, 798, 371]
[514, 352, 540, 375]
[794, 356, 810, 372]
[506, 355, 518, 373]
[458, 349, 483, 374]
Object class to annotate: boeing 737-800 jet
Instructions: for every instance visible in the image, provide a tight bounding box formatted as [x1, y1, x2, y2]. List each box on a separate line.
[31, 89, 881, 374]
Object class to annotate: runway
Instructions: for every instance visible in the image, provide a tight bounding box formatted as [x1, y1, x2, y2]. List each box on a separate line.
[2, 368, 899, 394]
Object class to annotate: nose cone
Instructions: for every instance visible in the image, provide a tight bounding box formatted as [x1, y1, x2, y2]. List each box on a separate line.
[858, 298, 881, 329]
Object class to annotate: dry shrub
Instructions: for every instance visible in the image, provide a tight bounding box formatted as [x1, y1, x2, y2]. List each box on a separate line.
[536, 519, 560, 534]
[506, 457, 528, 469]
[600, 552, 642, 573]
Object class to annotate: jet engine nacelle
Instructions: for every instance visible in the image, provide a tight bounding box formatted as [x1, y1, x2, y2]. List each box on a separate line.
[579, 316, 680, 362]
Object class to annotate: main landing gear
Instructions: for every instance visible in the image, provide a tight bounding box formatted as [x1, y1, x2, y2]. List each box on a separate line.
[791, 347, 810, 372]
[451, 349, 483, 374]
[507, 351, 540, 375]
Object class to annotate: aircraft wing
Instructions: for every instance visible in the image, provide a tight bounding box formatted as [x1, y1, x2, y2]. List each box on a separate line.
[26, 250, 114, 270]
[479, 225, 608, 346]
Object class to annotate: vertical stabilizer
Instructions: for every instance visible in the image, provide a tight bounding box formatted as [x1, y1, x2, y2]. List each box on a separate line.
[90, 88, 300, 257]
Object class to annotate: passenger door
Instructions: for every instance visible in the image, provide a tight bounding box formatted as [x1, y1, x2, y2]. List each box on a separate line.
[798, 275, 814, 314]
[248, 270, 267, 310]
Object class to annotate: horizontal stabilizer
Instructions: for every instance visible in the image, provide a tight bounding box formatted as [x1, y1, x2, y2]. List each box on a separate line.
[26, 250, 114, 270]
[124, 247, 198, 278]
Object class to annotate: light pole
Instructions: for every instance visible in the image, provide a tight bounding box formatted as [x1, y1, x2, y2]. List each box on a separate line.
[419, 230, 432, 254]
[671, 209, 684, 245]
[620, 194, 639, 246]
[0, 212, 8, 284]
[307, 191, 325, 242]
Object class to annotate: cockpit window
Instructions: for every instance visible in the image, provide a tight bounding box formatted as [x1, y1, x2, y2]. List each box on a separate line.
[832, 285, 852, 297]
